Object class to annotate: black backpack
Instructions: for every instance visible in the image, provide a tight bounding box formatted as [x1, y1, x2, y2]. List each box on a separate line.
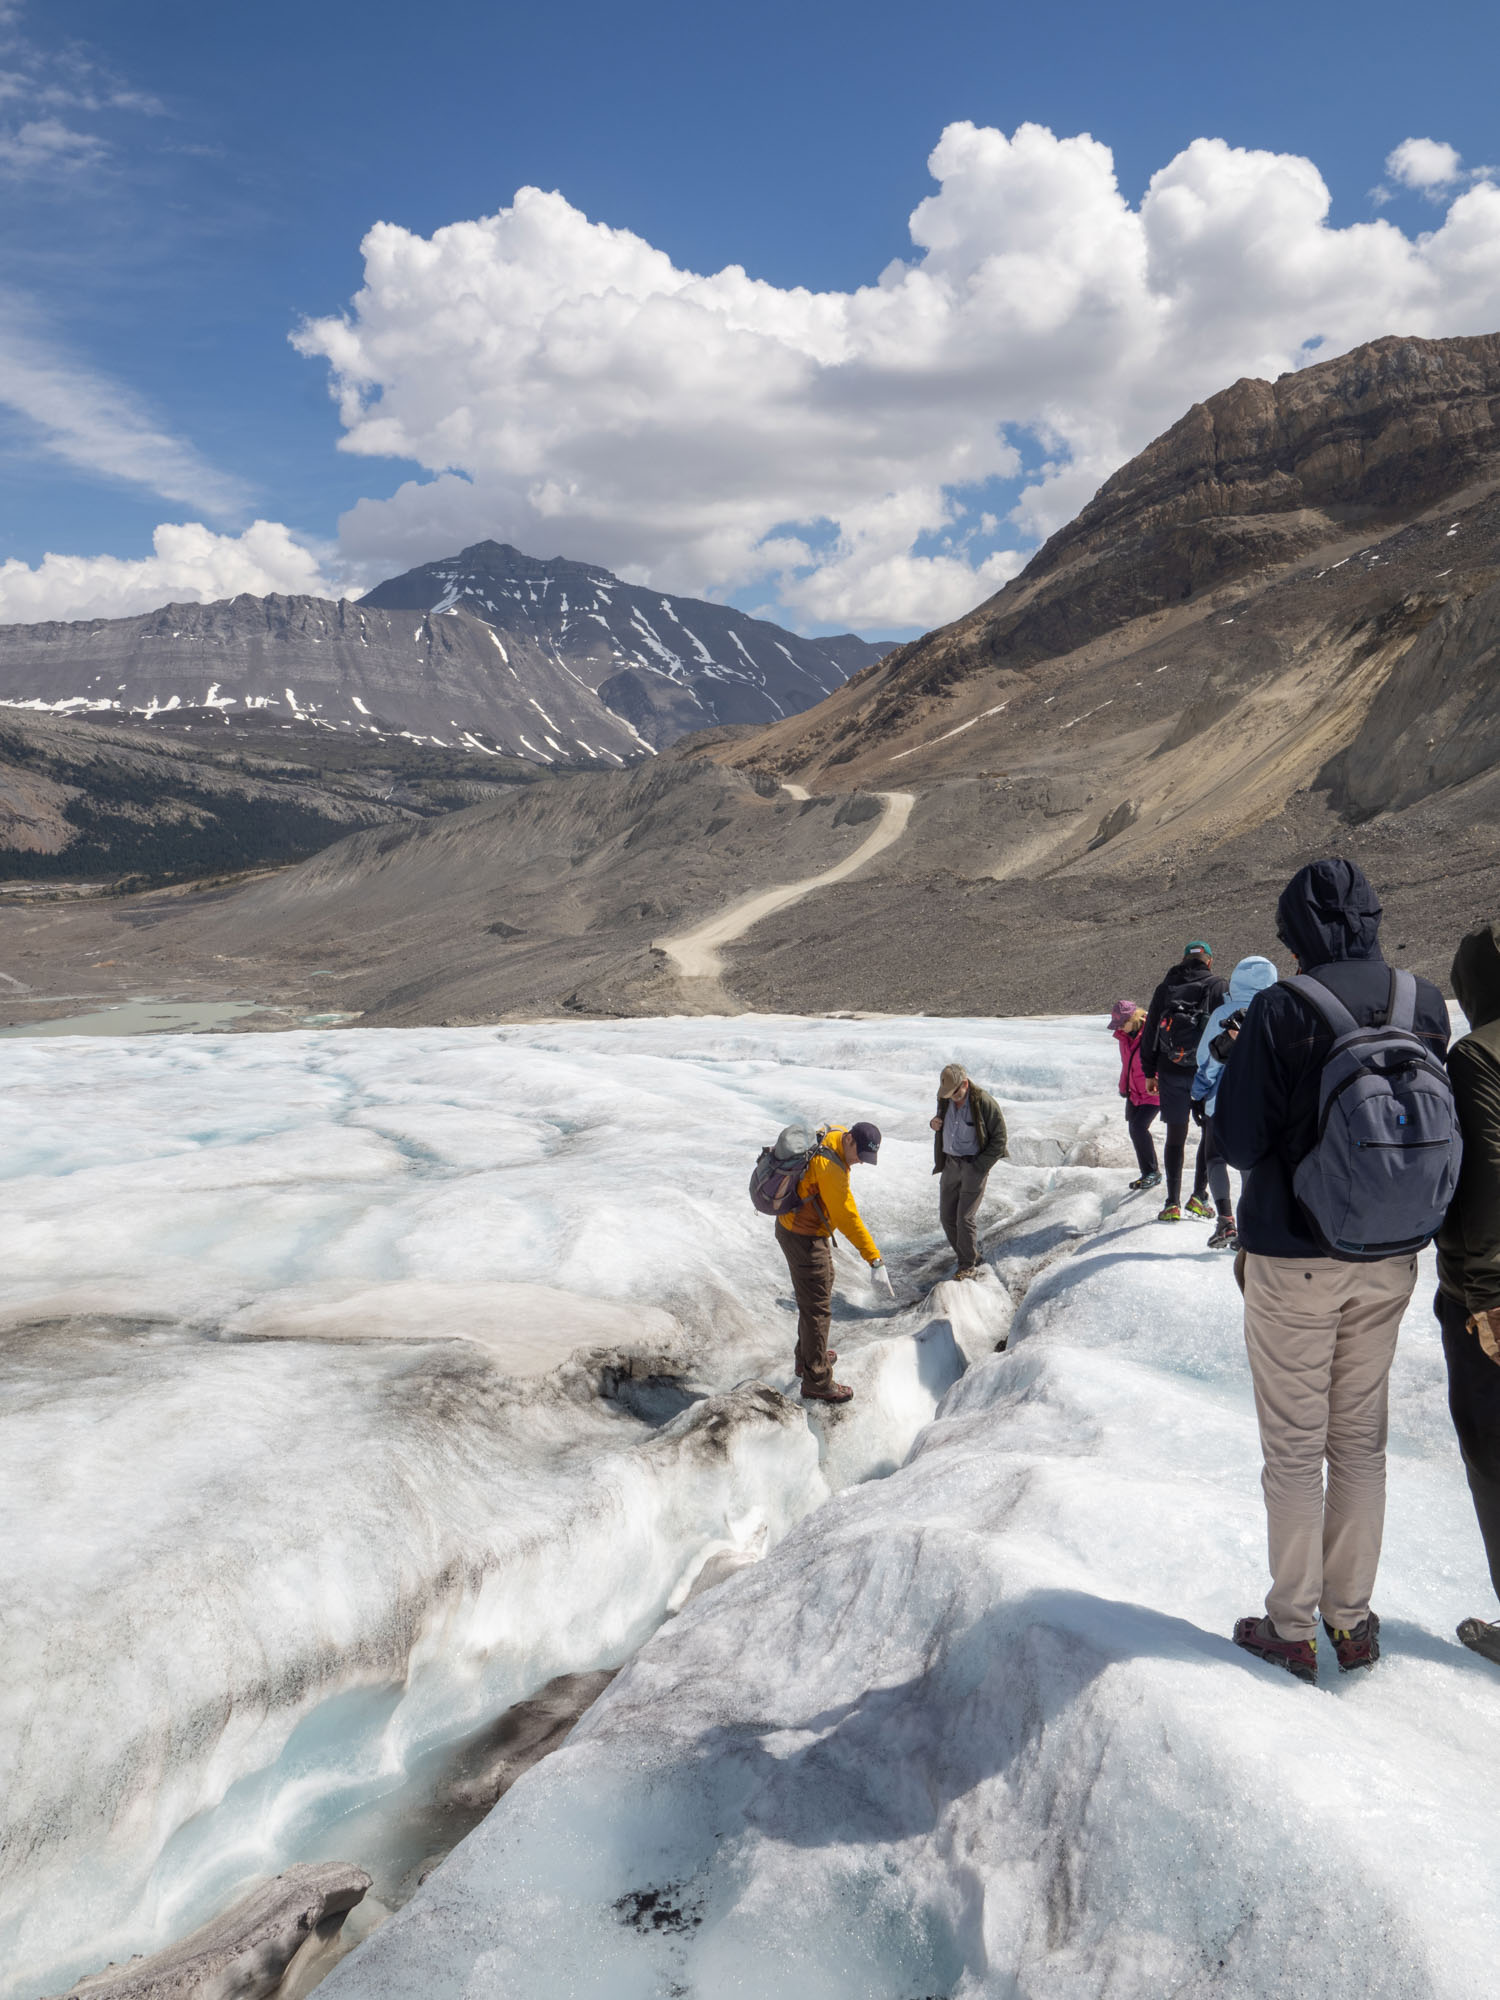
[1156, 995, 1208, 1070]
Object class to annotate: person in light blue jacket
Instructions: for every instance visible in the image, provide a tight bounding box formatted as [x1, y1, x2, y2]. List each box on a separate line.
[1192, 954, 1280, 1250]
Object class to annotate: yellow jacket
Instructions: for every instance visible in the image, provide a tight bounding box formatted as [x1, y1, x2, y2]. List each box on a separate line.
[777, 1125, 881, 1264]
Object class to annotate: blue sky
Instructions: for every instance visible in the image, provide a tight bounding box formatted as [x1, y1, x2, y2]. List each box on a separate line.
[2, 0, 1498, 634]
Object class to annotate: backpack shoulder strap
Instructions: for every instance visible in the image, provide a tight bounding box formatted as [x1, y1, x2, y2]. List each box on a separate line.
[1284, 973, 1360, 1038]
[1387, 967, 1417, 1033]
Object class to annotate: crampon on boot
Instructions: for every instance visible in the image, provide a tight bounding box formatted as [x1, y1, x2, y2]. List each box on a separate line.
[1185, 1195, 1214, 1220]
[1233, 1615, 1318, 1683]
[1457, 1616, 1500, 1665]
[1323, 1613, 1380, 1673]
[1129, 1170, 1162, 1192]
[1207, 1218, 1238, 1250]
[1157, 1202, 1183, 1222]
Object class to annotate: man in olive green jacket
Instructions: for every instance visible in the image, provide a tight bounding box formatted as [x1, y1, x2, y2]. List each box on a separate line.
[1437, 922, 1500, 1666]
[930, 1062, 1008, 1279]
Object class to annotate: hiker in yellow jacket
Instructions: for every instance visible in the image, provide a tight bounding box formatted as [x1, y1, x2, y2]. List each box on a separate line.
[777, 1120, 892, 1405]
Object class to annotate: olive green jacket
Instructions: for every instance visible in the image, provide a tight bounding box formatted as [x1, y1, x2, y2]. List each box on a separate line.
[932, 1082, 1008, 1177]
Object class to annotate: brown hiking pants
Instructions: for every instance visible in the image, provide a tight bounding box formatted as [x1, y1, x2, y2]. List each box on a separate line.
[1242, 1251, 1418, 1640]
[940, 1158, 989, 1269]
[777, 1225, 834, 1392]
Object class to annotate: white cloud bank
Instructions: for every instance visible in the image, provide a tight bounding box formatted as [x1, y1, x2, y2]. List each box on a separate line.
[296, 123, 1500, 630]
[0, 521, 333, 625]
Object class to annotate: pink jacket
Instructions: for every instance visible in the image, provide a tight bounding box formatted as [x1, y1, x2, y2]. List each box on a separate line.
[1114, 1027, 1159, 1108]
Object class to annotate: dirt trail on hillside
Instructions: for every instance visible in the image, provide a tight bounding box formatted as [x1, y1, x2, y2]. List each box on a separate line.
[658, 790, 915, 979]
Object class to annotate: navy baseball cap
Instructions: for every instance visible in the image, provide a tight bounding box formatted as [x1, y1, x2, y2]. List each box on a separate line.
[849, 1121, 882, 1162]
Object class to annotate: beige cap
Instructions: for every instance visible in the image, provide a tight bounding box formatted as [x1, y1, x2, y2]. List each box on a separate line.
[938, 1063, 969, 1099]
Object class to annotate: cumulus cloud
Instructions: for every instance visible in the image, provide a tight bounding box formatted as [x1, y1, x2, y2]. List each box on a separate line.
[290, 125, 1500, 632]
[1385, 136, 1465, 193]
[0, 521, 334, 624]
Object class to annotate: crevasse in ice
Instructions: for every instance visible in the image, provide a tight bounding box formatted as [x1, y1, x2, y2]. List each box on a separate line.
[0, 1016, 1104, 1997]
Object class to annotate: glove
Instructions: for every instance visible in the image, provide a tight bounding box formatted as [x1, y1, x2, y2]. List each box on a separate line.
[869, 1260, 895, 1300]
[1190, 1101, 1205, 1127]
[1468, 1309, 1500, 1363]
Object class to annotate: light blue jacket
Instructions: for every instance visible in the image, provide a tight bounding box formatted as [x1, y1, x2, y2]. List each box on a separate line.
[1192, 955, 1280, 1114]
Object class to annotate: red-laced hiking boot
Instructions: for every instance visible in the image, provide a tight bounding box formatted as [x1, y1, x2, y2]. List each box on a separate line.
[1157, 1203, 1184, 1222]
[793, 1349, 837, 1378]
[1233, 1615, 1318, 1683]
[1323, 1613, 1380, 1673]
[1185, 1195, 1214, 1220]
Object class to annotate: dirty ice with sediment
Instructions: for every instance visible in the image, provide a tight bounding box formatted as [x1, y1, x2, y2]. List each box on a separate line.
[2, 1015, 1496, 2000]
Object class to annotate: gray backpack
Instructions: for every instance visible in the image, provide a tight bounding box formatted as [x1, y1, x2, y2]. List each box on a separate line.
[1289, 971, 1461, 1260]
[749, 1124, 840, 1217]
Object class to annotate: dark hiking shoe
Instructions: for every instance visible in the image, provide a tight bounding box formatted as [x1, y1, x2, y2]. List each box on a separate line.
[954, 1265, 980, 1281]
[1207, 1219, 1239, 1250]
[793, 1349, 837, 1377]
[1323, 1613, 1380, 1673]
[1129, 1170, 1162, 1192]
[1233, 1615, 1318, 1683]
[1185, 1195, 1214, 1220]
[1157, 1202, 1183, 1222]
[1457, 1616, 1500, 1664]
[801, 1380, 853, 1404]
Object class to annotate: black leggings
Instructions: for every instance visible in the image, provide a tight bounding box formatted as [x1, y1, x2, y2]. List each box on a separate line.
[1162, 1120, 1210, 1208]
[1125, 1102, 1158, 1176]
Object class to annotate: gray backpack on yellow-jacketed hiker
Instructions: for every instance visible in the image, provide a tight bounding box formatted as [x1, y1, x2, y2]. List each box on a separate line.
[1288, 970, 1461, 1259]
[749, 1123, 841, 1217]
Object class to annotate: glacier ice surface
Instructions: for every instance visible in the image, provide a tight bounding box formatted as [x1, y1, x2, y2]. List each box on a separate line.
[2, 1015, 1096, 1997]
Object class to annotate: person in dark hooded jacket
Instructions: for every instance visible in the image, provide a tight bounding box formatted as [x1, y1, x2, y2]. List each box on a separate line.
[1435, 922, 1500, 1667]
[1214, 859, 1448, 1683]
[1141, 942, 1227, 1222]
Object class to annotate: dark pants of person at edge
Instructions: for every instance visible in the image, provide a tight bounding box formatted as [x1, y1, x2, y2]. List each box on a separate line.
[1436, 1288, 1500, 1601]
[1125, 1101, 1158, 1178]
[778, 1227, 835, 1393]
[940, 1157, 989, 1267]
[1201, 1112, 1232, 1216]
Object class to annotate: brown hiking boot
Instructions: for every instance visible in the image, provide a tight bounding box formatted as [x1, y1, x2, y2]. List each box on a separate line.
[1233, 1615, 1318, 1683]
[800, 1380, 853, 1404]
[793, 1349, 837, 1377]
[1323, 1613, 1380, 1673]
[954, 1265, 980, 1281]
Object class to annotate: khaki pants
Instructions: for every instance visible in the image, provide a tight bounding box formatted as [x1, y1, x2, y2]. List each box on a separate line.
[1242, 1252, 1418, 1640]
[777, 1226, 834, 1392]
[940, 1157, 989, 1269]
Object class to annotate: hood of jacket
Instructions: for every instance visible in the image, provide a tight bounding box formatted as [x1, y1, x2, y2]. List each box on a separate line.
[1452, 924, 1500, 1033]
[1275, 858, 1383, 967]
[1227, 955, 1280, 1007]
[1162, 956, 1218, 997]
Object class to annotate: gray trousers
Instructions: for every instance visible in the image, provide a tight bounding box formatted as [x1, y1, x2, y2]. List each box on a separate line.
[1242, 1251, 1418, 1639]
[940, 1157, 989, 1269]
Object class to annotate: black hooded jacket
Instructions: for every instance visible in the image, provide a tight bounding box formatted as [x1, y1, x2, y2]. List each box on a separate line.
[1215, 859, 1449, 1258]
[1140, 956, 1229, 1079]
[1437, 923, 1500, 1311]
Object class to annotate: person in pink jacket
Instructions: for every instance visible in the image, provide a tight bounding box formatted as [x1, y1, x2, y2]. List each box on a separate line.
[1111, 998, 1161, 1191]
